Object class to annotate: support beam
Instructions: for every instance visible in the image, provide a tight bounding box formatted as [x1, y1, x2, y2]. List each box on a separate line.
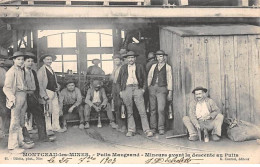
[26, 29, 31, 50]
[0, 6, 259, 18]
[237, 0, 249, 6]
[12, 29, 17, 52]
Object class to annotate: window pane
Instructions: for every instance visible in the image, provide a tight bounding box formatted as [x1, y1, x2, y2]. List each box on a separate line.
[101, 34, 113, 47]
[64, 62, 77, 73]
[51, 62, 62, 72]
[102, 61, 113, 75]
[48, 34, 61, 48]
[63, 55, 77, 61]
[63, 33, 76, 48]
[55, 55, 62, 61]
[87, 54, 100, 61]
[86, 33, 100, 47]
[102, 54, 113, 60]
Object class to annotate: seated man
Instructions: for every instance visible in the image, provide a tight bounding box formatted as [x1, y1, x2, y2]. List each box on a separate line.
[84, 80, 117, 129]
[183, 86, 224, 142]
[86, 59, 105, 75]
[59, 79, 84, 130]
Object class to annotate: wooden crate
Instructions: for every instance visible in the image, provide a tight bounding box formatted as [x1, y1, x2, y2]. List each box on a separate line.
[160, 25, 260, 134]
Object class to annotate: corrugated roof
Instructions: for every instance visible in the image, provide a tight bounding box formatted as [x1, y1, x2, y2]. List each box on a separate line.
[161, 25, 260, 36]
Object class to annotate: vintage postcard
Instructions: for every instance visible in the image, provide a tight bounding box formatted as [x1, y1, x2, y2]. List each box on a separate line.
[0, 0, 260, 165]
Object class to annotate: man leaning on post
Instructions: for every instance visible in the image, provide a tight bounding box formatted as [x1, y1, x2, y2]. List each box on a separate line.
[183, 86, 224, 142]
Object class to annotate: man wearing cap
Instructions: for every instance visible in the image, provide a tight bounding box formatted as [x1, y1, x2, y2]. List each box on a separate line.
[110, 54, 126, 132]
[86, 59, 105, 75]
[117, 51, 153, 137]
[0, 54, 9, 138]
[147, 50, 173, 135]
[22, 53, 56, 143]
[37, 54, 65, 134]
[59, 79, 84, 130]
[3, 51, 34, 153]
[146, 52, 157, 72]
[84, 80, 117, 129]
[183, 86, 224, 141]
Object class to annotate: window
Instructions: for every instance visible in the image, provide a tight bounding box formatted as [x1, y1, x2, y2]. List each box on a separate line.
[83, 29, 113, 47]
[86, 54, 113, 74]
[39, 30, 77, 48]
[52, 55, 77, 73]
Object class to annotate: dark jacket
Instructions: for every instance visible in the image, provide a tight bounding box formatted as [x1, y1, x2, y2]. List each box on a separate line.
[117, 63, 147, 91]
[23, 67, 40, 98]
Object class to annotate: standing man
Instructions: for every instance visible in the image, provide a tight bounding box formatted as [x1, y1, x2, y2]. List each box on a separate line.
[110, 54, 126, 132]
[117, 51, 153, 137]
[183, 87, 224, 142]
[86, 59, 105, 75]
[3, 51, 34, 153]
[59, 79, 84, 130]
[145, 52, 157, 72]
[23, 53, 56, 143]
[0, 54, 9, 138]
[37, 54, 65, 134]
[147, 50, 172, 135]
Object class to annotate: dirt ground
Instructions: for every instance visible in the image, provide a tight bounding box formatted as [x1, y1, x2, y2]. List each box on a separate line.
[0, 122, 260, 164]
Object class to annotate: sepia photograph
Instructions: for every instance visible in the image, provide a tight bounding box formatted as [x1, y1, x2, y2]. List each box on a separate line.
[0, 0, 260, 165]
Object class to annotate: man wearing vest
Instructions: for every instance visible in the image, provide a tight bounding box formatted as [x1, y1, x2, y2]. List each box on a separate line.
[37, 54, 66, 134]
[183, 86, 224, 142]
[22, 52, 56, 143]
[84, 80, 117, 129]
[147, 50, 173, 135]
[117, 51, 153, 137]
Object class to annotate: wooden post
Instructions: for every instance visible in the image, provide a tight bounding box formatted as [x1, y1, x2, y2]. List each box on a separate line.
[32, 30, 38, 52]
[178, 0, 188, 6]
[12, 30, 18, 52]
[112, 27, 121, 54]
[26, 30, 32, 50]
[237, 0, 249, 6]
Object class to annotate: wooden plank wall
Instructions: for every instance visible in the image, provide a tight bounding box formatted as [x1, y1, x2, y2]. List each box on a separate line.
[160, 28, 260, 134]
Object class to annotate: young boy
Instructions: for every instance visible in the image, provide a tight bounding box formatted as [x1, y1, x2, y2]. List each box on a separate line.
[3, 51, 34, 154]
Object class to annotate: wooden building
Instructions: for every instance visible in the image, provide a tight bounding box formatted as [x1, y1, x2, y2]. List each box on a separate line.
[0, 0, 260, 134]
[160, 25, 260, 134]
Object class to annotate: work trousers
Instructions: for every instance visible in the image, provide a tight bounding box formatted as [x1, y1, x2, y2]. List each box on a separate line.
[183, 113, 224, 137]
[45, 90, 61, 132]
[62, 104, 84, 123]
[84, 102, 114, 123]
[27, 93, 48, 140]
[112, 83, 126, 129]
[8, 91, 27, 150]
[149, 85, 168, 131]
[121, 86, 150, 133]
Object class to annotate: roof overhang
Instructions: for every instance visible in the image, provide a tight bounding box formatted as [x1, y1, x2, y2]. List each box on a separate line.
[0, 6, 260, 18]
